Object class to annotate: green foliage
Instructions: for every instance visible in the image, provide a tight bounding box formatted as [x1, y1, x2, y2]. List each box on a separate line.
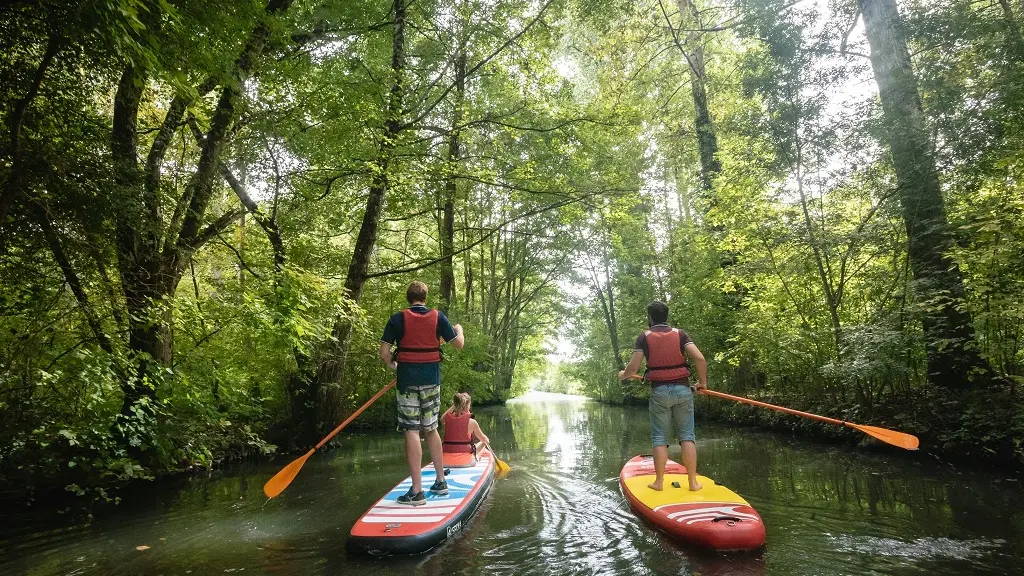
[2, 0, 1024, 502]
[1, 0, 609, 495]
[563, 0, 1024, 469]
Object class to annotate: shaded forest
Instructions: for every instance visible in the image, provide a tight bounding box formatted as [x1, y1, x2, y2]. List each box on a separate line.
[1, 0, 1022, 499]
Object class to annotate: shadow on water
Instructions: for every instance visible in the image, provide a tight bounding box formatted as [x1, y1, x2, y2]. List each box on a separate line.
[0, 391, 1021, 575]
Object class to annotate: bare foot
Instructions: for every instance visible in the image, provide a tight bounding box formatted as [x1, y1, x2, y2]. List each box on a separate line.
[689, 481, 703, 491]
[647, 481, 664, 491]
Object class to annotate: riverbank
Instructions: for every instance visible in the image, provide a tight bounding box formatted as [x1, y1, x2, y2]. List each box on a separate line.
[605, 383, 1024, 472]
[0, 387, 511, 507]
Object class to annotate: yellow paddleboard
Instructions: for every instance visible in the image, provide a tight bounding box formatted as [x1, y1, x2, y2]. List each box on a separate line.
[619, 455, 765, 550]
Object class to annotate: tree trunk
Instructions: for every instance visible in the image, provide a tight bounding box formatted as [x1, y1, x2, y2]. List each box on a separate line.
[603, 261, 624, 369]
[792, 120, 842, 360]
[110, 0, 295, 419]
[0, 33, 60, 251]
[462, 210, 474, 318]
[484, 232, 498, 333]
[860, 0, 992, 387]
[315, 0, 407, 428]
[997, 0, 1024, 45]
[676, 0, 721, 194]
[111, 64, 173, 418]
[479, 234, 487, 329]
[34, 201, 114, 354]
[673, 164, 692, 223]
[439, 53, 466, 314]
[185, 117, 287, 277]
[587, 226, 625, 371]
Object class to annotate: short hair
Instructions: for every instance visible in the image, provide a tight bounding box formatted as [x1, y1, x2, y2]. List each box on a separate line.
[647, 300, 669, 324]
[406, 281, 428, 304]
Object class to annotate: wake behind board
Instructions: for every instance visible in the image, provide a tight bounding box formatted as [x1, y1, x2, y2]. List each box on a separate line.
[347, 449, 495, 555]
[620, 455, 765, 551]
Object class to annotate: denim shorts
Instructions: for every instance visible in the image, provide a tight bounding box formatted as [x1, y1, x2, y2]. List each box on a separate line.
[649, 384, 695, 446]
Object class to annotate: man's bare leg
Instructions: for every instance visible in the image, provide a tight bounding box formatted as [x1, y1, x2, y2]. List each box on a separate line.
[648, 444, 668, 491]
[681, 440, 702, 491]
[405, 430, 424, 493]
[425, 428, 445, 480]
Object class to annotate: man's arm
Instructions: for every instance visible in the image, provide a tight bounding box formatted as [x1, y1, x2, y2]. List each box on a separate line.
[684, 342, 707, 389]
[436, 311, 464, 349]
[379, 342, 397, 371]
[618, 350, 645, 381]
[449, 324, 465, 349]
[380, 314, 400, 371]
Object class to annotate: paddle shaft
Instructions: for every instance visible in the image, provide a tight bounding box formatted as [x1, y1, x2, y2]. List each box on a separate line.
[485, 441, 501, 461]
[624, 376, 916, 449]
[698, 389, 848, 427]
[629, 375, 847, 426]
[485, 441, 510, 474]
[315, 379, 396, 450]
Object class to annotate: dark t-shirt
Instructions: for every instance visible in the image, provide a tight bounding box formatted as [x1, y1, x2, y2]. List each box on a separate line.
[381, 305, 458, 391]
[634, 324, 693, 384]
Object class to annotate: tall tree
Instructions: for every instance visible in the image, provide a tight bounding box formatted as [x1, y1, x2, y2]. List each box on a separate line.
[859, 0, 992, 388]
[315, 0, 409, 427]
[661, 0, 722, 195]
[110, 0, 294, 420]
[439, 52, 466, 315]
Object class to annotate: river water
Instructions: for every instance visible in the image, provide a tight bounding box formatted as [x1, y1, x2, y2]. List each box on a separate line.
[1, 392, 1021, 575]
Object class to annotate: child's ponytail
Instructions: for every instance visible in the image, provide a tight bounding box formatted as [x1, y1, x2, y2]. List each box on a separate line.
[452, 392, 471, 415]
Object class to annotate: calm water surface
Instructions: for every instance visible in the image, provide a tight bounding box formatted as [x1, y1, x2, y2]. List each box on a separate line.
[2, 392, 1022, 575]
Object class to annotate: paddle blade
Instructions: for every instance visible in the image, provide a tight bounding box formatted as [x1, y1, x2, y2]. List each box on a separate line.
[263, 448, 315, 498]
[486, 443, 510, 478]
[495, 457, 510, 477]
[849, 423, 919, 450]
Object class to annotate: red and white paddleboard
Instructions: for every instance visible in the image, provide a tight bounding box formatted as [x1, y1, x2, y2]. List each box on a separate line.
[347, 449, 494, 555]
[620, 455, 765, 550]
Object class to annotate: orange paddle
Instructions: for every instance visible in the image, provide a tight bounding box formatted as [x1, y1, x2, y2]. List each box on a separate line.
[627, 376, 918, 450]
[263, 379, 397, 498]
[698, 389, 919, 450]
[486, 442, 511, 477]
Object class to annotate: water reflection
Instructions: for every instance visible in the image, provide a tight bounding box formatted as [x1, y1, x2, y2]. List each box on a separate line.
[0, 393, 1021, 575]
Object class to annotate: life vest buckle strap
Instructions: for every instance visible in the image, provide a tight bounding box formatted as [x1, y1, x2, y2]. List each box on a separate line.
[647, 363, 689, 371]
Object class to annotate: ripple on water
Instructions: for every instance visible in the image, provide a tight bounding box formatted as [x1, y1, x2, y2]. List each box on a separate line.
[529, 467, 654, 574]
[826, 533, 1006, 561]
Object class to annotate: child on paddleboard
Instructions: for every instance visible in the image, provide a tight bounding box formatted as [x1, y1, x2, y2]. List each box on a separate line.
[441, 392, 489, 457]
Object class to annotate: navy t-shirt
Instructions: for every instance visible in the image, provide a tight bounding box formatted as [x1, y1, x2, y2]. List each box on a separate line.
[381, 305, 458, 391]
[634, 324, 693, 384]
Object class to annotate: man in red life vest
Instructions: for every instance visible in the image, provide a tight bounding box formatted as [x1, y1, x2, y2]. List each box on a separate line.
[618, 300, 708, 491]
[380, 281, 465, 505]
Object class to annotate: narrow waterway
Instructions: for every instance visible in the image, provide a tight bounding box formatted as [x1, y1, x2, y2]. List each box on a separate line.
[2, 392, 1021, 575]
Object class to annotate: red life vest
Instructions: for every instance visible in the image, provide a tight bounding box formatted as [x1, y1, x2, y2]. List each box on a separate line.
[395, 308, 441, 363]
[442, 411, 474, 453]
[644, 328, 691, 382]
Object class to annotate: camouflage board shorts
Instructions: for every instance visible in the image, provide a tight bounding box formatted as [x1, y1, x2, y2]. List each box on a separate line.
[397, 384, 441, 432]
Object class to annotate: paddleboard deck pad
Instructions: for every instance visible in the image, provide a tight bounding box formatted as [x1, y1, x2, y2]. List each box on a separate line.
[347, 449, 495, 555]
[620, 455, 765, 550]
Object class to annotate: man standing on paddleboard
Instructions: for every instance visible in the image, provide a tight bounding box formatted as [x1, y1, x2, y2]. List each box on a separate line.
[380, 281, 465, 505]
[618, 300, 708, 492]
